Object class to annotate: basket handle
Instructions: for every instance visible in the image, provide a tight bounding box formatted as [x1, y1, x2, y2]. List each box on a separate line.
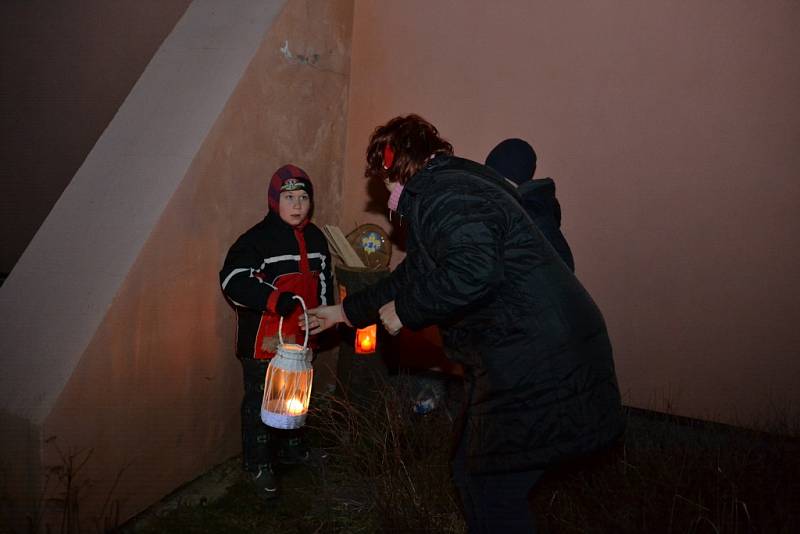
[278, 295, 309, 349]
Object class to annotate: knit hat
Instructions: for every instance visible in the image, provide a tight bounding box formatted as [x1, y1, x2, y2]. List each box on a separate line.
[268, 164, 313, 213]
[485, 138, 537, 185]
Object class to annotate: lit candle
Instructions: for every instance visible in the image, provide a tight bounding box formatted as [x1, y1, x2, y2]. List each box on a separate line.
[359, 334, 374, 352]
[286, 397, 305, 415]
[355, 324, 377, 354]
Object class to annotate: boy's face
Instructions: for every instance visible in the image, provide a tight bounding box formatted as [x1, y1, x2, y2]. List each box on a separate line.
[278, 190, 311, 226]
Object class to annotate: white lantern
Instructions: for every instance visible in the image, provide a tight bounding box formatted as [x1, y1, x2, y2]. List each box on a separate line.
[260, 296, 314, 429]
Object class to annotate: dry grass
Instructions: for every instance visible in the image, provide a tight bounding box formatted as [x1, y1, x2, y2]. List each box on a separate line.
[309, 376, 464, 534]
[34, 375, 800, 534]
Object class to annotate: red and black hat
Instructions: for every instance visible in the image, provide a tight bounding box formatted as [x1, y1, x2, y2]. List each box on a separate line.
[268, 164, 313, 212]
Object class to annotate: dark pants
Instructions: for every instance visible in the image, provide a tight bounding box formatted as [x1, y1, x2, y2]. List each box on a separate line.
[239, 358, 303, 472]
[452, 430, 544, 534]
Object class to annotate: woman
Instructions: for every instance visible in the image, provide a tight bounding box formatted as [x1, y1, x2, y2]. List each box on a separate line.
[308, 115, 624, 533]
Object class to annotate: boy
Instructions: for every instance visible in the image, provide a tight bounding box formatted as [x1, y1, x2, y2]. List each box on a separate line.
[219, 164, 332, 500]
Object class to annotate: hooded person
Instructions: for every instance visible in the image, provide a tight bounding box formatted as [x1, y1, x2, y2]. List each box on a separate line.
[219, 163, 333, 500]
[485, 138, 575, 272]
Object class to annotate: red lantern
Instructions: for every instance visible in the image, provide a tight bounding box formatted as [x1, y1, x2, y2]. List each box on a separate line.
[355, 324, 377, 354]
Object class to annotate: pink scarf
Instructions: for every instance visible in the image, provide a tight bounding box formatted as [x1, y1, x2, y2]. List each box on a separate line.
[387, 183, 405, 212]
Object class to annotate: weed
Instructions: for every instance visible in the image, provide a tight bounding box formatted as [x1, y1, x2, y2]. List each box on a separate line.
[121, 380, 800, 533]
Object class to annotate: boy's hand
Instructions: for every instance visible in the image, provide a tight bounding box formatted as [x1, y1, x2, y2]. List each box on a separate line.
[276, 292, 299, 317]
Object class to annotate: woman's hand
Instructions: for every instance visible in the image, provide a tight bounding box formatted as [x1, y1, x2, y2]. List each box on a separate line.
[379, 301, 403, 335]
[305, 304, 346, 335]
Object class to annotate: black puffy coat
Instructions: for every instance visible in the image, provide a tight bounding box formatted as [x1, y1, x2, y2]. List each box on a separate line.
[344, 156, 624, 474]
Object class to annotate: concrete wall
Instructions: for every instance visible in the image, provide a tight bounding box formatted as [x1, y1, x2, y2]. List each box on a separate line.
[1, 0, 353, 529]
[42, 0, 352, 522]
[342, 0, 800, 427]
[2, 0, 797, 529]
[0, 0, 193, 277]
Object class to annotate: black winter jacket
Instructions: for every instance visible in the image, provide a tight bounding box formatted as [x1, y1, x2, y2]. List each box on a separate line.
[344, 156, 624, 474]
[220, 211, 333, 359]
[517, 178, 575, 272]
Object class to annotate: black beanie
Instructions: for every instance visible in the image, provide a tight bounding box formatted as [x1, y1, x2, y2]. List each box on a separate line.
[485, 138, 537, 185]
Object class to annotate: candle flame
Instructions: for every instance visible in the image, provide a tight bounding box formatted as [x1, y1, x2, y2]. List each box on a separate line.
[360, 335, 374, 351]
[286, 397, 305, 415]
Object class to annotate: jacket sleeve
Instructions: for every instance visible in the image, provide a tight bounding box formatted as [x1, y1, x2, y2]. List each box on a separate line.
[342, 260, 409, 328]
[219, 234, 276, 311]
[320, 242, 334, 307]
[394, 191, 505, 330]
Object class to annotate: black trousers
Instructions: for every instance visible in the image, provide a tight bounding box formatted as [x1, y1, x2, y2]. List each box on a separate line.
[452, 429, 544, 534]
[239, 358, 303, 472]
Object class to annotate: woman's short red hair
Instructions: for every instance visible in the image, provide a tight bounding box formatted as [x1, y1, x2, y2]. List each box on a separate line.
[365, 114, 453, 185]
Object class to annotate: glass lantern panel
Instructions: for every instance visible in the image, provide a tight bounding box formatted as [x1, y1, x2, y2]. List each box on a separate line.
[261, 366, 313, 429]
[263, 367, 313, 408]
[355, 324, 377, 354]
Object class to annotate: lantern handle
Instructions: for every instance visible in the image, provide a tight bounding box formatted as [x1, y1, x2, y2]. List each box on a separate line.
[278, 295, 309, 349]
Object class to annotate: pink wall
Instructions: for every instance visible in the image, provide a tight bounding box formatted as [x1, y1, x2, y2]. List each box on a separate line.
[1, 0, 353, 529]
[43, 0, 352, 525]
[0, 0, 192, 276]
[2, 1, 797, 529]
[343, 0, 800, 426]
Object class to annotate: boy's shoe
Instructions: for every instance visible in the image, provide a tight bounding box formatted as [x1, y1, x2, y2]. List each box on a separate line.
[251, 464, 278, 500]
[277, 437, 329, 465]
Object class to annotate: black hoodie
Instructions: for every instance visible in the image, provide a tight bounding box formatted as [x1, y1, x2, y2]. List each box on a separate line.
[517, 177, 575, 272]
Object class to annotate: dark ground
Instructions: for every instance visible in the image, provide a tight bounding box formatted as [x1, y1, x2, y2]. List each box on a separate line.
[116, 383, 800, 534]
